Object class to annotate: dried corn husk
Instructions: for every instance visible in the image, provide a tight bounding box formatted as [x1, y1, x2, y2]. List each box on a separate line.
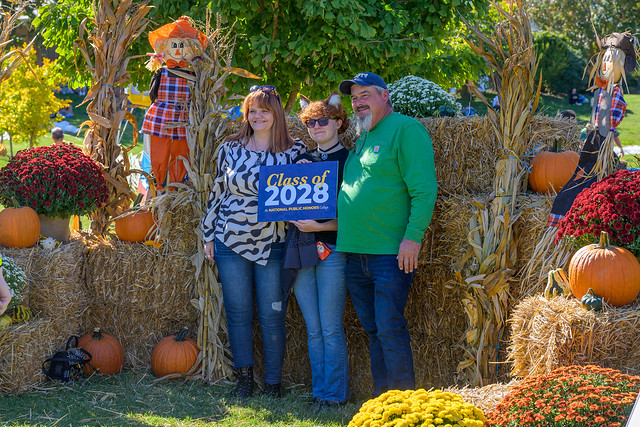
[75, 0, 152, 234]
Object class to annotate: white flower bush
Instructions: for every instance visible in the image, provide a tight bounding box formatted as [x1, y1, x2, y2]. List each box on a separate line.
[388, 75, 461, 118]
[1, 255, 27, 310]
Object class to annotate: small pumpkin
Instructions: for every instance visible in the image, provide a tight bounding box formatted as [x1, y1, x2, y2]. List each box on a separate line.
[0, 206, 40, 248]
[115, 209, 156, 243]
[581, 288, 603, 311]
[568, 231, 640, 307]
[528, 140, 580, 194]
[544, 268, 570, 299]
[0, 315, 12, 329]
[151, 327, 199, 378]
[78, 328, 125, 374]
[10, 305, 32, 323]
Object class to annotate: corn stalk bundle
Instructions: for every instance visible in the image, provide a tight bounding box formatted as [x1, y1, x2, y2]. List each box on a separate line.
[75, 0, 152, 235]
[458, 0, 541, 386]
[0, 1, 34, 156]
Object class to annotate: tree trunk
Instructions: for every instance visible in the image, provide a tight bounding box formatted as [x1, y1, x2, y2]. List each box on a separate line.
[284, 82, 301, 114]
[9, 134, 13, 157]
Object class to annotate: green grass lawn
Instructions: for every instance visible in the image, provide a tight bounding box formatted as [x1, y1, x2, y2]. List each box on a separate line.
[0, 370, 360, 426]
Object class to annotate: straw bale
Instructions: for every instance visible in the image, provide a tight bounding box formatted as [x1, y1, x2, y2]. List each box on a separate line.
[248, 270, 468, 394]
[153, 190, 199, 255]
[0, 236, 87, 339]
[508, 296, 640, 378]
[444, 380, 519, 414]
[82, 235, 198, 368]
[288, 114, 581, 195]
[0, 318, 59, 394]
[514, 194, 555, 270]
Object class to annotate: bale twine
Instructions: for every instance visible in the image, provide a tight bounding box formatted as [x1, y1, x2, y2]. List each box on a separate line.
[0, 318, 58, 394]
[82, 235, 198, 368]
[508, 296, 640, 378]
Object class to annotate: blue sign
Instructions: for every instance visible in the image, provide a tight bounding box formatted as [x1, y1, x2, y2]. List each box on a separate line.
[258, 161, 338, 222]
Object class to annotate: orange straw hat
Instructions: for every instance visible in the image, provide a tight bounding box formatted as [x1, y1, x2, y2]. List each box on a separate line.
[148, 16, 207, 50]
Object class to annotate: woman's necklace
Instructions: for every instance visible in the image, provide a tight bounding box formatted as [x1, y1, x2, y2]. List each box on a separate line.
[317, 141, 341, 160]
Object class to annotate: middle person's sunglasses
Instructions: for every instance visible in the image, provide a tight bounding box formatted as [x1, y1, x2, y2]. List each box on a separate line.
[305, 117, 337, 128]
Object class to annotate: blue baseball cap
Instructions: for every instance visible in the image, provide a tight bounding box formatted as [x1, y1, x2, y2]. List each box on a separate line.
[339, 72, 388, 95]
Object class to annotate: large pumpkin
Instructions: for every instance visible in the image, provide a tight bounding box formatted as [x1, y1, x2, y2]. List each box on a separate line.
[114, 209, 156, 242]
[151, 327, 199, 378]
[78, 328, 125, 374]
[568, 231, 640, 307]
[528, 140, 579, 194]
[0, 206, 40, 248]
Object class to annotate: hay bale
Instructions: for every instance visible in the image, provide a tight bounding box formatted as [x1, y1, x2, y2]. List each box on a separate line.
[288, 115, 581, 195]
[0, 236, 87, 340]
[444, 380, 519, 414]
[508, 296, 640, 378]
[82, 236, 198, 368]
[0, 318, 59, 394]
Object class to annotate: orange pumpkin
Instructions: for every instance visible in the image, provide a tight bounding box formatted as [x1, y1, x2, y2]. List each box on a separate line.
[568, 231, 640, 307]
[78, 328, 125, 374]
[529, 140, 579, 194]
[0, 206, 40, 248]
[151, 327, 199, 378]
[114, 209, 156, 242]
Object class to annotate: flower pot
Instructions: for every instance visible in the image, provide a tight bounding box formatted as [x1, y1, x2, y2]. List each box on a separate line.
[38, 214, 70, 243]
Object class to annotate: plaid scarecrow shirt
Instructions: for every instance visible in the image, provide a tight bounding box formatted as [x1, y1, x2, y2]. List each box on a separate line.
[142, 67, 191, 140]
[594, 86, 626, 132]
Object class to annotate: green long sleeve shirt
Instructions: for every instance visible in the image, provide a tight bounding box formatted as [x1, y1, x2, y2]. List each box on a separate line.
[336, 112, 437, 254]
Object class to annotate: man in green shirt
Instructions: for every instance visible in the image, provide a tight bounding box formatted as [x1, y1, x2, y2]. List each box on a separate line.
[337, 72, 437, 396]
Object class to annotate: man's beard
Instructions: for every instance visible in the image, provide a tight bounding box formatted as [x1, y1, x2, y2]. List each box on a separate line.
[355, 112, 373, 134]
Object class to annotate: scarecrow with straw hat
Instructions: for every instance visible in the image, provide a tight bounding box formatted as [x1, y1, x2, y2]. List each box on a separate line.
[548, 31, 638, 227]
[141, 16, 206, 190]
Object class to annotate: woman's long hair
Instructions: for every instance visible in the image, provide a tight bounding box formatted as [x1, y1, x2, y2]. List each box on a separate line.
[226, 88, 294, 153]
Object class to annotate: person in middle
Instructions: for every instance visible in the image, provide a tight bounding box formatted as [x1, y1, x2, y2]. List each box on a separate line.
[287, 91, 350, 408]
[201, 85, 306, 399]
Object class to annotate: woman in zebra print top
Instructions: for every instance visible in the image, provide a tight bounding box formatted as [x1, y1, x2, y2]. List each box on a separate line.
[202, 85, 305, 398]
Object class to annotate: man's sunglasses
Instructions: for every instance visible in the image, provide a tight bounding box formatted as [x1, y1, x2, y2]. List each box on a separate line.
[305, 117, 338, 128]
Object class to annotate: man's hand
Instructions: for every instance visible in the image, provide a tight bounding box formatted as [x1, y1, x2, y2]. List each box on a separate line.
[397, 239, 421, 273]
[204, 241, 215, 262]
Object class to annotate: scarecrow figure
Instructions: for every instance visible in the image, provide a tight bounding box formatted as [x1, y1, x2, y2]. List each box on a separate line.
[548, 31, 638, 227]
[141, 16, 206, 190]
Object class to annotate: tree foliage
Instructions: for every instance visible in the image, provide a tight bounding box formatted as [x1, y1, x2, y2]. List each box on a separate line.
[35, 0, 490, 111]
[0, 46, 68, 148]
[528, 0, 640, 57]
[533, 30, 588, 95]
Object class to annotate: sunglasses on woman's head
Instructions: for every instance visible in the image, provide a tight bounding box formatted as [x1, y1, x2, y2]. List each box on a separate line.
[305, 117, 337, 128]
[250, 85, 276, 94]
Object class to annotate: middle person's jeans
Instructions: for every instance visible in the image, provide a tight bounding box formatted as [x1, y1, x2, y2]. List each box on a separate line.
[293, 246, 349, 402]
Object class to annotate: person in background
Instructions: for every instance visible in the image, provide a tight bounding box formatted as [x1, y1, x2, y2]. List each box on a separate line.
[201, 85, 305, 399]
[285, 91, 350, 409]
[492, 94, 500, 112]
[337, 72, 437, 396]
[0, 268, 10, 315]
[568, 87, 588, 105]
[51, 127, 65, 144]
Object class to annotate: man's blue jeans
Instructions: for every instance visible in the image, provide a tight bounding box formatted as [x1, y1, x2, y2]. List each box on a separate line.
[214, 238, 287, 385]
[293, 246, 349, 402]
[345, 253, 415, 395]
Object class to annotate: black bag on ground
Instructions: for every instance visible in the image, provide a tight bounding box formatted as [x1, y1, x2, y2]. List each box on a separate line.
[42, 336, 94, 383]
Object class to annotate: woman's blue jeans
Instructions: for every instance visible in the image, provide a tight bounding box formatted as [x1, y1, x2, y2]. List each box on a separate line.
[214, 238, 287, 385]
[293, 247, 349, 402]
[345, 253, 415, 396]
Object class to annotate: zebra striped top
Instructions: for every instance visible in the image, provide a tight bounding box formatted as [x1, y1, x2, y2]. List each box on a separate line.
[202, 138, 306, 265]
